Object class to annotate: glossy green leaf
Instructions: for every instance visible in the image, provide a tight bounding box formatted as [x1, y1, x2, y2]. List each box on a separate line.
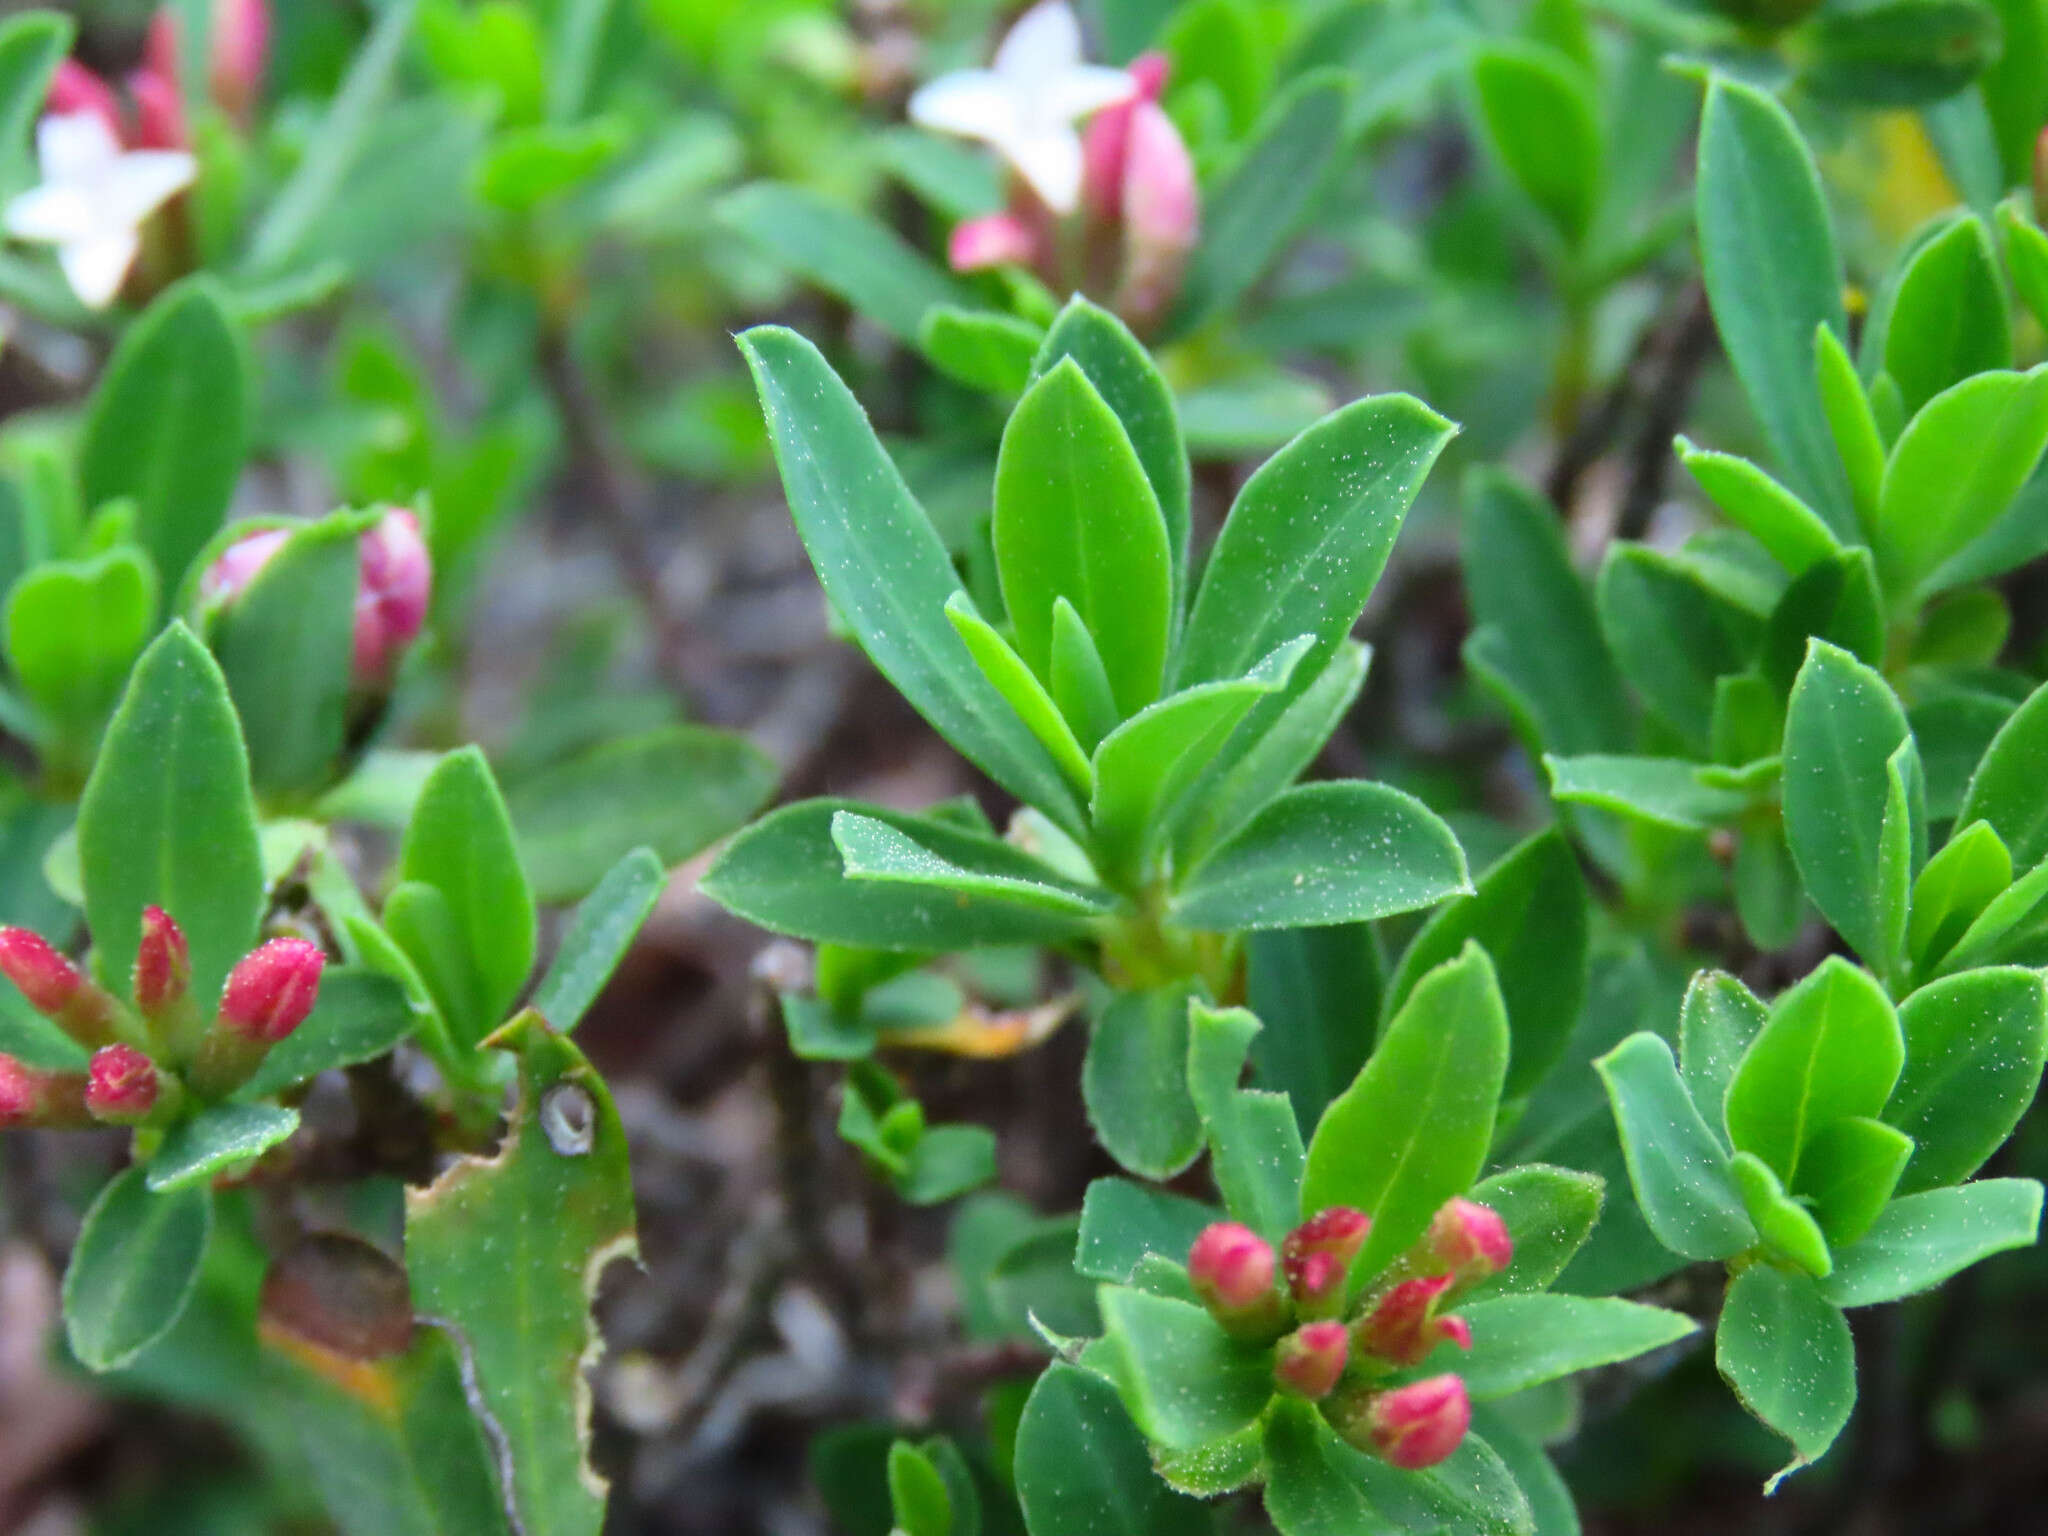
[1880, 213, 2011, 416]
[1597, 545, 1762, 752]
[77, 623, 264, 1004]
[1170, 782, 1469, 932]
[833, 811, 1114, 916]
[527, 848, 664, 1034]
[1938, 843, 2048, 973]
[1782, 640, 1915, 968]
[717, 183, 966, 341]
[1387, 829, 1588, 1099]
[1033, 298, 1190, 606]
[1715, 1263, 1855, 1490]
[1802, 0, 2002, 106]
[1724, 957, 1903, 1183]
[4, 548, 155, 757]
[239, 968, 418, 1096]
[1050, 595, 1124, 755]
[887, 1442, 952, 1536]
[1696, 78, 1852, 529]
[1596, 1032, 1757, 1260]
[1997, 196, 2048, 331]
[1444, 1295, 1696, 1400]
[1890, 966, 2048, 1192]
[1264, 1399, 1534, 1536]
[994, 359, 1172, 715]
[1794, 1115, 1914, 1247]
[0, 15, 71, 167]
[945, 593, 1094, 799]
[1876, 369, 2048, 598]
[80, 279, 247, 597]
[1471, 41, 1602, 247]
[1014, 1362, 1207, 1536]
[1097, 1287, 1274, 1451]
[1822, 1178, 2044, 1307]
[504, 725, 777, 903]
[1462, 1164, 1605, 1299]
[398, 747, 535, 1043]
[1677, 970, 1767, 1145]
[406, 1018, 637, 1536]
[63, 1166, 212, 1372]
[1187, 1002, 1307, 1242]
[704, 799, 1108, 949]
[147, 1103, 300, 1192]
[1083, 982, 1208, 1180]
[1815, 323, 1885, 535]
[1543, 754, 1748, 832]
[1908, 820, 2012, 970]
[1757, 549, 1886, 700]
[1076, 1177, 1219, 1282]
[1676, 438, 1840, 575]
[737, 326, 1080, 825]
[1301, 943, 1508, 1278]
[1244, 920, 1381, 1134]
[1958, 678, 2048, 868]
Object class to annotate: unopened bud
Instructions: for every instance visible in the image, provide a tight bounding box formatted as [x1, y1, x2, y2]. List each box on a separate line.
[1330, 1374, 1472, 1470]
[127, 65, 187, 151]
[1274, 1320, 1349, 1400]
[200, 526, 289, 611]
[1079, 52, 1164, 222]
[352, 509, 431, 686]
[1420, 1198, 1512, 1287]
[133, 906, 191, 1019]
[1111, 100, 1197, 334]
[948, 211, 1042, 272]
[0, 1054, 89, 1129]
[86, 1044, 163, 1125]
[1283, 1207, 1371, 1315]
[1353, 1274, 1472, 1367]
[46, 60, 125, 144]
[1188, 1222, 1286, 1339]
[0, 928, 117, 1047]
[147, 0, 270, 124]
[218, 938, 324, 1043]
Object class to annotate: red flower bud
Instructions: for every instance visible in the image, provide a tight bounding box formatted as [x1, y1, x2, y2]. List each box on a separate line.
[1421, 1198, 1512, 1286]
[218, 938, 324, 1042]
[46, 60, 126, 144]
[1111, 100, 1197, 333]
[200, 526, 289, 610]
[1354, 1274, 1472, 1367]
[351, 509, 431, 685]
[1079, 52, 1165, 223]
[86, 1044, 161, 1124]
[1283, 1207, 1371, 1314]
[0, 1054, 89, 1129]
[127, 65, 187, 151]
[1274, 1320, 1349, 1400]
[146, 0, 270, 124]
[133, 906, 191, 1019]
[0, 928, 116, 1047]
[1360, 1375, 1472, 1470]
[1188, 1221, 1286, 1338]
[948, 211, 1043, 272]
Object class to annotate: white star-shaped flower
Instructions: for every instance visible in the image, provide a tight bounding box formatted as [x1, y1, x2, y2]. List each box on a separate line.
[908, 1, 1134, 216]
[4, 113, 195, 310]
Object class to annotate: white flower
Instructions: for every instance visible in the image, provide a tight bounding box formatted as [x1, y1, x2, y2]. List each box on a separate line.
[908, 1, 1134, 216]
[4, 113, 196, 310]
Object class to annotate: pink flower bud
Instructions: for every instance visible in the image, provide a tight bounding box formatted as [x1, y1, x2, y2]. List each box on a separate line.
[47, 60, 126, 144]
[1422, 1198, 1513, 1286]
[1361, 1375, 1472, 1470]
[133, 906, 191, 1019]
[127, 65, 187, 151]
[0, 929, 116, 1047]
[1189, 1221, 1276, 1312]
[1353, 1274, 1472, 1367]
[1283, 1207, 1371, 1314]
[146, 0, 270, 124]
[1112, 101, 1197, 334]
[948, 211, 1042, 272]
[1274, 1320, 1349, 1400]
[218, 938, 324, 1043]
[0, 1054, 89, 1129]
[86, 1044, 160, 1124]
[1079, 53, 1164, 223]
[351, 510, 431, 686]
[200, 527, 289, 609]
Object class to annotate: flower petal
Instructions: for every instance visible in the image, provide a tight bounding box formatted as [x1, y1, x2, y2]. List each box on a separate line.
[37, 112, 121, 184]
[1042, 64, 1139, 124]
[994, 1, 1085, 85]
[59, 231, 138, 309]
[3, 184, 95, 244]
[908, 69, 1019, 144]
[104, 150, 197, 224]
[1004, 126, 1084, 215]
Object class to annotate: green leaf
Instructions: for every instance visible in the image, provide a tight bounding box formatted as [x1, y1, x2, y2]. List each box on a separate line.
[1091, 637, 1310, 880]
[715, 183, 966, 342]
[1937, 842, 2048, 973]
[703, 800, 1110, 950]
[1596, 545, 1762, 753]
[1715, 1263, 1856, 1490]
[1822, 1178, 2044, 1307]
[1801, 0, 2002, 106]
[1876, 368, 2048, 598]
[504, 725, 776, 903]
[1543, 754, 1748, 832]
[1173, 70, 1352, 331]
[239, 969, 418, 1097]
[406, 1018, 637, 1536]
[1261, 1401, 1395, 1536]
[737, 326, 1079, 825]
[887, 1441, 953, 1536]
[1997, 196, 2048, 332]
[832, 812, 1114, 917]
[1677, 970, 1767, 1145]
[1245, 921, 1382, 1134]
[994, 358, 1173, 717]
[1889, 966, 2048, 1192]
[398, 747, 535, 1044]
[1724, 957, 1903, 1183]
[79, 279, 247, 601]
[1445, 1295, 1697, 1400]
[1696, 77, 1852, 528]
[1301, 943, 1509, 1279]
[1958, 677, 2048, 868]
[63, 1166, 212, 1372]
[0, 15, 71, 166]
[1470, 41, 1602, 247]
[945, 593, 1094, 800]
[1264, 1399, 1534, 1536]
[1050, 596, 1124, 755]
[1187, 1003, 1307, 1242]
[1880, 213, 2011, 417]
[919, 305, 1043, 395]
[1033, 298, 1191, 609]
[1676, 438, 1840, 575]
[147, 1103, 300, 1192]
[1462, 1164, 1605, 1299]
[1076, 1177, 1219, 1282]
[1908, 819, 2012, 970]
[1595, 1032, 1757, 1261]
[1097, 1287, 1274, 1451]
[1083, 982, 1208, 1180]
[529, 848, 665, 1034]
[1386, 829, 1588, 1099]
[4, 548, 155, 757]
[77, 623, 263, 1004]
[1793, 1116, 1914, 1247]
[1815, 324, 1885, 535]
[475, 118, 627, 210]
[1782, 640, 1915, 968]
[1461, 471, 1631, 756]
[1170, 782, 1469, 932]
[1730, 1152, 1831, 1282]
[207, 512, 362, 801]
[1757, 549, 1886, 700]
[1014, 1363, 1207, 1536]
